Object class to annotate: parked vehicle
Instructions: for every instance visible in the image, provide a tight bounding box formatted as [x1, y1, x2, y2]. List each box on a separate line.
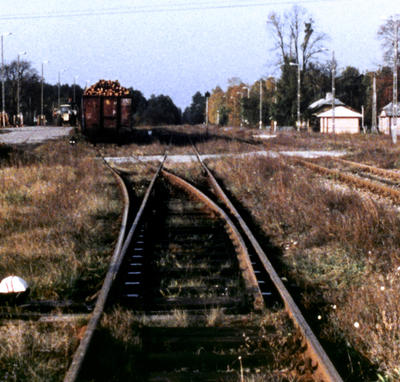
[53, 104, 78, 126]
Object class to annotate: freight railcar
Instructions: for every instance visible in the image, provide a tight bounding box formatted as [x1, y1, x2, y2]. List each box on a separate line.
[81, 80, 133, 142]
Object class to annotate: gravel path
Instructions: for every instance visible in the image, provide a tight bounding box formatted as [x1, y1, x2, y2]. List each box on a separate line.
[106, 149, 346, 164]
[0, 126, 73, 145]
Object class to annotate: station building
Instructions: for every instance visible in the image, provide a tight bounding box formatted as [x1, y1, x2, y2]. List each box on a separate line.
[378, 102, 400, 135]
[317, 106, 362, 134]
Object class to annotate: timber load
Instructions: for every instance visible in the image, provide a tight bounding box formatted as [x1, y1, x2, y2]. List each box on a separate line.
[84, 80, 130, 97]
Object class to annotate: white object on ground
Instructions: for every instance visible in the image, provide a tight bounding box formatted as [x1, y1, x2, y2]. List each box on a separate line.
[0, 275, 29, 293]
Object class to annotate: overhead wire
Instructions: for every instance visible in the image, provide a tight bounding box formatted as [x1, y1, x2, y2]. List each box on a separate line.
[0, 0, 348, 20]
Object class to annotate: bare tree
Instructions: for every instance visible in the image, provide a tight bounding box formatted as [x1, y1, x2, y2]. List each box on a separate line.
[267, 5, 328, 69]
[378, 15, 400, 65]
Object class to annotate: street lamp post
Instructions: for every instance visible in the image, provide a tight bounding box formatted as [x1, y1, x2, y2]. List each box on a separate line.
[73, 75, 79, 104]
[290, 62, 301, 131]
[259, 79, 263, 130]
[17, 51, 27, 125]
[1, 32, 12, 128]
[392, 20, 398, 144]
[41, 60, 49, 126]
[205, 91, 210, 126]
[58, 69, 66, 107]
[331, 50, 336, 135]
[372, 72, 377, 133]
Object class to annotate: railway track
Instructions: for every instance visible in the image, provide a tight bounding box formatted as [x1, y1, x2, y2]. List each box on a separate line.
[294, 157, 400, 204]
[63, 150, 342, 382]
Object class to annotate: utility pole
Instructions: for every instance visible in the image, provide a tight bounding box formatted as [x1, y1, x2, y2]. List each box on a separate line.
[361, 105, 365, 133]
[392, 20, 398, 144]
[372, 73, 377, 133]
[297, 64, 300, 130]
[205, 91, 210, 127]
[58, 69, 66, 107]
[259, 79, 263, 130]
[1, 32, 12, 128]
[331, 50, 336, 135]
[17, 51, 27, 122]
[73, 75, 79, 105]
[205, 97, 208, 125]
[1, 35, 4, 127]
[290, 62, 301, 131]
[41, 63, 44, 124]
[58, 72, 61, 107]
[41, 60, 49, 126]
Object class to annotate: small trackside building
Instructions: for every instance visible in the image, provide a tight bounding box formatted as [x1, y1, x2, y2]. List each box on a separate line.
[378, 102, 400, 135]
[317, 106, 362, 134]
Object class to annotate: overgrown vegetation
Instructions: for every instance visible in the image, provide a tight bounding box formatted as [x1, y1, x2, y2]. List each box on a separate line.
[204, 133, 400, 380]
[0, 141, 122, 301]
[0, 320, 82, 382]
[0, 139, 122, 380]
[3, 126, 400, 380]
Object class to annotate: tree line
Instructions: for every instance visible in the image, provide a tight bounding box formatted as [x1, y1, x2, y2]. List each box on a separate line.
[184, 6, 399, 130]
[3, 7, 397, 128]
[2, 60, 184, 126]
[2, 60, 84, 125]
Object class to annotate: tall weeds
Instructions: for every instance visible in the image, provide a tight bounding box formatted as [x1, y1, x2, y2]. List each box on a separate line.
[0, 141, 123, 301]
[208, 154, 400, 378]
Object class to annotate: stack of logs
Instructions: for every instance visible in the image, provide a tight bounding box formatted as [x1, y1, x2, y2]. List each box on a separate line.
[84, 80, 130, 96]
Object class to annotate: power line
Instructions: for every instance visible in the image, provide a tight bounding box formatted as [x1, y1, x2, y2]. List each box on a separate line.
[0, 0, 346, 21]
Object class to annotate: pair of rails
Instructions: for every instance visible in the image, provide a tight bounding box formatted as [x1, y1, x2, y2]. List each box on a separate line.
[64, 147, 342, 382]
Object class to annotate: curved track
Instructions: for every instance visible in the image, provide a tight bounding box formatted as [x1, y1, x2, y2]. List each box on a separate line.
[64, 151, 343, 382]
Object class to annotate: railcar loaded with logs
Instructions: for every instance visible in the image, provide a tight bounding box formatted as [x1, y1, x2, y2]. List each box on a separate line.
[81, 80, 133, 141]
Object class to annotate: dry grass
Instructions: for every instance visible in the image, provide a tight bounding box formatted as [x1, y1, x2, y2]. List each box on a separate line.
[0, 141, 122, 301]
[205, 149, 400, 379]
[4, 126, 400, 380]
[0, 320, 82, 381]
[0, 139, 123, 380]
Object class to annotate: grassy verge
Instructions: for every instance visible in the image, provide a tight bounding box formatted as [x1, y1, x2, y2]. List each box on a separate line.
[0, 319, 82, 382]
[0, 139, 123, 379]
[206, 152, 400, 380]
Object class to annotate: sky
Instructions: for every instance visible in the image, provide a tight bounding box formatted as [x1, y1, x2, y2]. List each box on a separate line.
[1, 0, 400, 110]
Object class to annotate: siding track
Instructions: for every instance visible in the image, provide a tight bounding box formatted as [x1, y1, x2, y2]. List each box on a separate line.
[295, 157, 400, 204]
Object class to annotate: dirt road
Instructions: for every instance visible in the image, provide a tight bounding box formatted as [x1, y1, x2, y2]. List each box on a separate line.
[0, 126, 73, 145]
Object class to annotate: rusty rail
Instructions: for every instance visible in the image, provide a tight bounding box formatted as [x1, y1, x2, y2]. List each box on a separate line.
[296, 158, 400, 204]
[64, 155, 165, 382]
[161, 169, 265, 312]
[193, 147, 343, 382]
[333, 157, 400, 182]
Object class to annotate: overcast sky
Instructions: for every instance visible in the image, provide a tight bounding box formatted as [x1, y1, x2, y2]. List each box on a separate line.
[1, 0, 400, 109]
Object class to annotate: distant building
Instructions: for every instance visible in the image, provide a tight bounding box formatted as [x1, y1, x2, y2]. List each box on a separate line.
[378, 102, 400, 135]
[308, 93, 345, 131]
[317, 106, 362, 134]
[308, 92, 344, 113]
